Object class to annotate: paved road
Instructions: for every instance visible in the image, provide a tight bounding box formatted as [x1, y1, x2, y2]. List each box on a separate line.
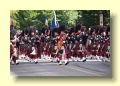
[10, 58, 111, 76]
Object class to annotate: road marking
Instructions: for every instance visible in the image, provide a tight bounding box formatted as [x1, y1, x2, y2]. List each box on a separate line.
[16, 59, 103, 76]
[62, 65, 101, 76]
[61, 65, 102, 76]
[50, 62, 102, 76]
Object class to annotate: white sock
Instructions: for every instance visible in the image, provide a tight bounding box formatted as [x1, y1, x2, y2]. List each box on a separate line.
[103, 57, 106, 61]
[51, 57, 54, 61]
[11, 60, 14, 64]
[64, 59, 68, 64]
[82, 57, 86, 60]
[77, 57, 80, 61]
[96, 56, 101, 61]
[59, 60, 62, 64]
[27, 56, 30, 60]
[46, 55, 48, 59]
[23, 54, 25, 58]
[53, 57, 57, 62]
[34, 59, 38, 62]
[27, 57, 30, 61]
[57, 58, 60, 61]
[74, 57, 77, 61]
[31, 59, 34, 63]
[71, 56, 74, 61]
[16, 60, 19, 63]
[100, 56, 103, 60]
[90, 55, 92, 58]
[49, 55, 51, 59]
[10, 57, 12, 62]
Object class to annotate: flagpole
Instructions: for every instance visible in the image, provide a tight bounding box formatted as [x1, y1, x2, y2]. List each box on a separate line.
[53, 10, 56, 26]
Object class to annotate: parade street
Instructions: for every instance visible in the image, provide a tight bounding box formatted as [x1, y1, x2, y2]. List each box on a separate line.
[10, 58, 111, 76]
[10, 10, 110, 77]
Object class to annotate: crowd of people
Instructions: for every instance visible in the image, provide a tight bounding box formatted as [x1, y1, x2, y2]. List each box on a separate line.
[10, 24, 110, 65]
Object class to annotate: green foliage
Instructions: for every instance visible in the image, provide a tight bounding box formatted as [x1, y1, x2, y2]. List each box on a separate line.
[10, 10, 110, 30]
[77, 10, 110, 29]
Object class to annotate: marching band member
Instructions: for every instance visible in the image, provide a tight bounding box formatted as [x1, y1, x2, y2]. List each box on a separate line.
[102, 26, 110, 61]
[64, 29, 71, 62]
[56, 25, 69, 65]
[41, 26, 49, 60]
[51, 28, 60, 62]
[29, 28, 39, 64]
[10, 24, 110, 66]
[74, 24, 83, 61]
[20, 28, 30, 60]
[87, 26, 96, 59]
[10, 30, 19, 65]
[98, 26, 107, 61]
[68, 27, 76, 61]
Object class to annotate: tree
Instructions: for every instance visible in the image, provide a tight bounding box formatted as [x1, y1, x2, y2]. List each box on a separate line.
[77, 10, 110, 29]
[10, 10, 110, 30]
[10, 10, 19, 29]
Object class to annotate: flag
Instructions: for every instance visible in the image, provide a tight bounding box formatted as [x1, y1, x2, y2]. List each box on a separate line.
[51, 10, 57, 29]
[53, 10, 56, 26]
[56, 20, 59, 28]
[45, 15, 48, 26]
[52, 18, 56, 29]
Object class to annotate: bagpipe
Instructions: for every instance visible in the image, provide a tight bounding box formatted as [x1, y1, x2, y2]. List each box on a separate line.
[56, 34, 67, 54]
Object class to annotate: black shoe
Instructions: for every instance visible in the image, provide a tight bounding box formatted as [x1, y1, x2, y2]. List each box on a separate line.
[16, 63, 19, 65]
[65, 62, 69, 65]
[35, 62, 38, 64]
[82, 59, 86, 62]
[59, 64, 62, 65]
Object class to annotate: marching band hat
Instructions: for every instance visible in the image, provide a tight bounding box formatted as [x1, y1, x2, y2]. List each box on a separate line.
[106, 26, 110, 34]
[30, 28, 35, 33]
[90, 26, 96, 35]
[59, 25, 66, 31]
[96, 25, 102, 34]
[41, 26, 46, 34]
[53, 28, 59, 33]
[81, 26, 86, 32]
[22, 28, 30, 36]
[75, 24, 82, 33]
[69, 27, 74, 35]
[52, 28, 59, 36]
[10, 29, 17, 36]
[99, 26, 106, 33]
[65, 29, 70, 33]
